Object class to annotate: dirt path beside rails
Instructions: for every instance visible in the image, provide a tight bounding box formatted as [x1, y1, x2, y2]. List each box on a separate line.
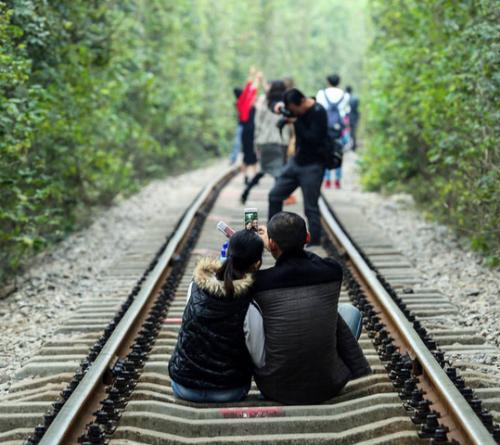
[330, 151, 499, 352]
[0, 160, 226, 394]
[1, 152, 498, 395]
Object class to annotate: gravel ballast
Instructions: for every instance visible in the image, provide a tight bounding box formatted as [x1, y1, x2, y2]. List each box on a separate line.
[332, 151, 499, 379]
[0, 153, 498, 395]
[0, 161, 226, 394]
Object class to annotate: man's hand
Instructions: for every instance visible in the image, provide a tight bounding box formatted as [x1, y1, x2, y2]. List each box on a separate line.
[257, 225, 270, 251]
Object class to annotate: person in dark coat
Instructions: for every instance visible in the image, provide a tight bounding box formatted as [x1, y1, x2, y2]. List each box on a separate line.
[245, 212, 371, 405]
[168, 230, 263, 403]
[346, 85, 360, 151]
[268, 88, 328, 245]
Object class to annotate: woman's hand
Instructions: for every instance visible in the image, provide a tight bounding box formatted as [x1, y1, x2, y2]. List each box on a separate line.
[249, 66, 257, 79]
[273, 101, 285, 114]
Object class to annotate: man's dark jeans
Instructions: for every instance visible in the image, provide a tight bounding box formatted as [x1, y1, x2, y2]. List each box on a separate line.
[268, 158, 324, 243]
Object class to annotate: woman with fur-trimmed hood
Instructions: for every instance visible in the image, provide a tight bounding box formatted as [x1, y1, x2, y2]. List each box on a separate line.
[168, 230, 263, 403]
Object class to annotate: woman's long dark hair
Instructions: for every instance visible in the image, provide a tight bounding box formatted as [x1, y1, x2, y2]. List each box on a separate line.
[216, 230, 263, 298]
[266, 80, 287, 108]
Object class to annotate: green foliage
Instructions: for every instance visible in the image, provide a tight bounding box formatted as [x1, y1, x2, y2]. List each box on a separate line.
[0, 0, 369, 284]
[248, 0, 370, 94]
[362, 0, 500, 264]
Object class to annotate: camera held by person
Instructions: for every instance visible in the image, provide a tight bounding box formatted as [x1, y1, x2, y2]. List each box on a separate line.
[276, 105, 294, 131]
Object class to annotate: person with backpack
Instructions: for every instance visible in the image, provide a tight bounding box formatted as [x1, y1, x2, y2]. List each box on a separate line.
[168, 230, 264, 402]
[316, 74, 350, 189]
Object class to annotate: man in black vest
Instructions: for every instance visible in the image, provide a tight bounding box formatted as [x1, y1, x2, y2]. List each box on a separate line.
[245, 212, 371, 405]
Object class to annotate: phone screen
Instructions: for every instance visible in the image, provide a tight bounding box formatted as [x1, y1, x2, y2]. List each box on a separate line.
[244, 208, 258, 232]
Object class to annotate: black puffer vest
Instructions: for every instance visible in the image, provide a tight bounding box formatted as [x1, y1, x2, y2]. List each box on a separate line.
[168, 258, 254, 390]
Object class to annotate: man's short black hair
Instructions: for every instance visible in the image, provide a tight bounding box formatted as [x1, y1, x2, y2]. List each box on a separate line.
[267, 212, 307, 254]
[283, 88, 305, 107]
[327, 74, 340, 87]
[346, 85, 353, 94]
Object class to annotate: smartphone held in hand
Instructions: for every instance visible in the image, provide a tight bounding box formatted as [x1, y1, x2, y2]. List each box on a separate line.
[244, 208, 258, 232]
[216, 221, 235, 238]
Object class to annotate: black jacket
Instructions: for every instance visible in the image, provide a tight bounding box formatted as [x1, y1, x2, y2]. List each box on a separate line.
[294, 102, 328, 166]
[253, 250, 371, 404]
[349, 95, 360, 125]
[168, 258, 254, 390]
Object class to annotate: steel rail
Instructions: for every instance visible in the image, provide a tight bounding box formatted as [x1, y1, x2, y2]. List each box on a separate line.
[319, 197, 495, 445]
[39, 166, 236, 445]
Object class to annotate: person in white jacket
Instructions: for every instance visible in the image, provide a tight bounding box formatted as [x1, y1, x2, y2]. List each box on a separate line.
[316, 74, 350, 189]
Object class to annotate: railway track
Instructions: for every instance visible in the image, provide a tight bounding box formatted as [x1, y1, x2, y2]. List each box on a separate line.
[0, 167, 498, 445]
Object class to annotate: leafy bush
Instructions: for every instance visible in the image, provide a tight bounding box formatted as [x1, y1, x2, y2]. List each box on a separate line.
[362, 0, 499, 265]
[0, 0, 226, 283]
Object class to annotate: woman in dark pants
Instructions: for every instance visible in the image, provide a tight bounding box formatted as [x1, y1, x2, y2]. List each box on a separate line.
[241, 105, 257, 183]
[237, 69, 259, 184]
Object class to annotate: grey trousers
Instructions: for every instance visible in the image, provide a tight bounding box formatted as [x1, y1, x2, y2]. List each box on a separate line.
[268, 158, 324, 243]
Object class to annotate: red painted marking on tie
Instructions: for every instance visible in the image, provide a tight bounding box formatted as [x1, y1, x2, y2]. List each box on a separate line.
[164, 318, 182, 324]
[218, 407, 284, 418]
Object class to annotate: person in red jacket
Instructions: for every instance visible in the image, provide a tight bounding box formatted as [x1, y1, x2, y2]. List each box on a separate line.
[237, 68, 259, 184]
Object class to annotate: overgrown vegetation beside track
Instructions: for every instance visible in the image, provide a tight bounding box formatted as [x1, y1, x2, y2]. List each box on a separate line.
[0, 0, 368, 284]
[0, 1, 225, 283]
[362, 0, 500, 265]
[2, 0, 498, 279]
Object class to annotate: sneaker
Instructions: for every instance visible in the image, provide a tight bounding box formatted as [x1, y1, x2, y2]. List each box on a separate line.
[284, 195, 297, 206]
[324, 179, 332, 189]
[334, 179, 341, 189]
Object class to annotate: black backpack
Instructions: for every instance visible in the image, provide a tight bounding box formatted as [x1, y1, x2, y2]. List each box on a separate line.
[318, 136, 343, 170]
